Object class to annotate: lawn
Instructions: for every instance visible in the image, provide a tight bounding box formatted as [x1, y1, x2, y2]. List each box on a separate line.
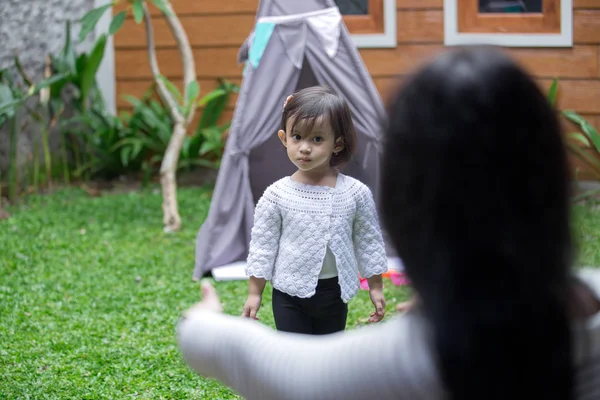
[0, 186, 412, 399]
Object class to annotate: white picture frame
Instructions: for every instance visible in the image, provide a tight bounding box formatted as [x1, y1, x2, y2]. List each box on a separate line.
[351, 0, 397, 48]
[444, 0, 573, 47]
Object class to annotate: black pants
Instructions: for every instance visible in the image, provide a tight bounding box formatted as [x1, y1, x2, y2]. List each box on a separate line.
[272, 277, 348, 335]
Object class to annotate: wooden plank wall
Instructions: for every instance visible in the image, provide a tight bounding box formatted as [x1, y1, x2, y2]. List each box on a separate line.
[113, 0, 600, 175]
[113, 0, 258, 126]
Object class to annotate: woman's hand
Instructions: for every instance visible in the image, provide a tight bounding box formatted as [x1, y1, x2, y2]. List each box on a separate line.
[396, 295, 418, 313]
[183, 280, 223, 318]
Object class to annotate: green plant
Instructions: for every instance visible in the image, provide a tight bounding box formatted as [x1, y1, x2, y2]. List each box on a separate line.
[118, 78, 238, 176]
[37, 15, 132, 184]
[60, 108, 134, 179]
[49, 20, 111, 180]
[192, 79, 238, 168]
[80, 0, 200, 232]
[0, 7, 126, 202]
[548, 78, 600, 200]
[50, 20, 110, 114]
[53, 72, 237, 183]
[0, 65, 67, 201]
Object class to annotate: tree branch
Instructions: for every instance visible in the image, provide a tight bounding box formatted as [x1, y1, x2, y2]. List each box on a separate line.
[142, 2, 183, 123]
[160, 0, 197, 127]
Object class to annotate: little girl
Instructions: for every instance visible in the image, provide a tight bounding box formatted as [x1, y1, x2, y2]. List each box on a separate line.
[241, 85, 388, 334]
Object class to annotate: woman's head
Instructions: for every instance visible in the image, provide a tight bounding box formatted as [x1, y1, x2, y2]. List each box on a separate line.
[278, 85, 357, 171]
[381, 47, 573, 399]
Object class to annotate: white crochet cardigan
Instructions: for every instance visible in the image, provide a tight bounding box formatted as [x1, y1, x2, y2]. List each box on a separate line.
[245, 173, 388, 302]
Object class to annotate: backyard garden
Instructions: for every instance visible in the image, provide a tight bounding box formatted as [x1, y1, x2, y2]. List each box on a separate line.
[2, 1, 600, 399]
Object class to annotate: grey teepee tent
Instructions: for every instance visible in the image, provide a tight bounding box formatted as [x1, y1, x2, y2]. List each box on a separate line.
[193, 0, 399, 280]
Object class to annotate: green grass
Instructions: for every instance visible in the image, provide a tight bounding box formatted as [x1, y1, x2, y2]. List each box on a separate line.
[573, 202, 600, 267]
[0, 186, 410, 399]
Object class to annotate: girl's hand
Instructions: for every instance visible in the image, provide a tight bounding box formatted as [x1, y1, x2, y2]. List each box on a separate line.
[241, 294, 262, 320]
[183, 280, 223, 318]
[368, 287, 386, 323]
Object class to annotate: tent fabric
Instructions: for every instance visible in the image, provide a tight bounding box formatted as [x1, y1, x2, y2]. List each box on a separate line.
[193, 0, 394, 279]
[248, 22, 277, 68]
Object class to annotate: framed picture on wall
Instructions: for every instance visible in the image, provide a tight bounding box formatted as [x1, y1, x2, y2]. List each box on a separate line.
[444, 0, 573, 47]
[334, 0, 397, 48]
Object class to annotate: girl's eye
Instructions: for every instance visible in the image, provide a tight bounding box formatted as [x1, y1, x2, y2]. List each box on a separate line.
[313, 137, 323, 143]
[292, 135, 301, 141]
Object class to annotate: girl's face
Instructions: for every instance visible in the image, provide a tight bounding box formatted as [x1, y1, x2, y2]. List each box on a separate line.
[278, 116, 344, 174]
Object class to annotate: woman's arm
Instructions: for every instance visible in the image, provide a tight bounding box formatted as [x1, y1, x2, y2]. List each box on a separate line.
[177, 308, 443, 400]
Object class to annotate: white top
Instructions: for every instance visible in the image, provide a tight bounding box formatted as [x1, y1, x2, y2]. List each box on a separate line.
[318, 247, 338, 279]
[244, 173, 388, 302]
[177, 269, 600, 400]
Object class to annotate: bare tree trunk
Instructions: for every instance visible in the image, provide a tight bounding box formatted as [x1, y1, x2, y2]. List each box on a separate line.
[160, 121, 186, 231]
[160, 0, 197, 127]
[143, 1, 197, 232]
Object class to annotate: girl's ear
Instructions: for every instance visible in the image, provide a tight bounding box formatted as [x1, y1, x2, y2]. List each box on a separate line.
[334, 137, 345, 153]
[278, 130, 287, 148]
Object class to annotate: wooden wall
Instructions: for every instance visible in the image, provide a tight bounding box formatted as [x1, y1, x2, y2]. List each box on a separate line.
[113, 0, 257, 126]
[113, 0, 600, 175]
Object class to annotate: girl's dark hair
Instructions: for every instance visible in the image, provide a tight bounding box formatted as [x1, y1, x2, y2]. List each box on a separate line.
[381, 47, 574, 400]
[281, 85, 357, 169]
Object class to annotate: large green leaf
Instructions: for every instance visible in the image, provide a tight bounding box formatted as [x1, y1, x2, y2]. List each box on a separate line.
[195, 80, 239, 134]
[0, 82, 19, 118]
[29, 73, 71, 96]
[150, 0, 173, 16]
[130, 138, 145, 161]
[186, 80, 200, 106]
[120, 146, 133, 167]
[547, 78, 558, 107]
[581, 122, 600, 152]
[563, 110, 600, 153]
[49, 53, 73, 100]
[0, 99, 21, 118]
[183, 80, 200, 117]
[79, 3, 112, 42]
[184, 131, 205, 160]
[198, 126, 226, 156]
[125, 95, 172, 146]
[567, 132, 591, 148]
[196, 88, 230, 131]
[158, 75, 183, 102]
[566, 141, 600, 179]
[563, 110, 586, 125]
[63, 20, 77, 74]
[80, 34, 107, 110]
[0, 82, 14, 104]
[109, 11, 127, 35]
[59, 114, 94, 130]
[197, 88, 227, 107]
[132, 0, 145, 23]
[0, 68, 16, 91]
[13, 56, 32, 87]
[76, 53, 88, 77]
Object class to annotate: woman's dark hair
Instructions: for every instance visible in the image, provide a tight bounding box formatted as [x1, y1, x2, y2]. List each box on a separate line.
[381, 47, 574, 400]
[281, 85, 357, 169]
